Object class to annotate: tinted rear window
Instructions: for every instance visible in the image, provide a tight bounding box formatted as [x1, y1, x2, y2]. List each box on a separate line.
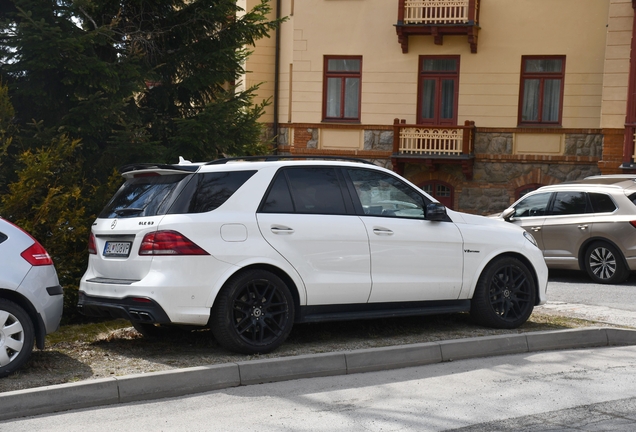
[100, 171, 257, 218]
[589, 193, 617, 213]
[100, 174, 191, 218]
[168, 171, 256, 214]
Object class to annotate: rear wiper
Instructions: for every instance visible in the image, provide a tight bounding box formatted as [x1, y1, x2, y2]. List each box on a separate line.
[114, 208, 144, 216]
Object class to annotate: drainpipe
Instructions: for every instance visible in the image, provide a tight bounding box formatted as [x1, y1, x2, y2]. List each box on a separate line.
[273, 0, 281, 154]
[621, 0, 636, 168]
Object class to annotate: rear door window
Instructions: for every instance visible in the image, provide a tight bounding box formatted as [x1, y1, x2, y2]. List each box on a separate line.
[549, 192, 589, 216]
[259, 167, 349, 215]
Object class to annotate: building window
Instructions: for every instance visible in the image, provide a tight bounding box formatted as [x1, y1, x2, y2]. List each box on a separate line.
[417, 56, 459, 126]
[323, 56, 362, 122]
[518, 56, 565, 125]
[420, 180, 454, 209]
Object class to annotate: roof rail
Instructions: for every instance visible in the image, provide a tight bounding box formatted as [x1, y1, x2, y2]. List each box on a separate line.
[205, 155, 375, 165]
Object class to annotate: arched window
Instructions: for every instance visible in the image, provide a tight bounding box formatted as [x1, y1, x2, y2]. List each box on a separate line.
[420, 181, 454, 209]
[516, 183, 543, 200]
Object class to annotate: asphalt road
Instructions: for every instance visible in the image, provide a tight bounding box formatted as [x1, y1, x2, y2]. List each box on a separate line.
[4, 345, 636, 432]
[540, 269, 636, 327]
[3, 270, 636, 431]
[547, 269, 636, 311]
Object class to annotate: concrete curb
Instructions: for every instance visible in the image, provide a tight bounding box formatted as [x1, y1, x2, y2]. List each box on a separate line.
[2, 327, 636, 421]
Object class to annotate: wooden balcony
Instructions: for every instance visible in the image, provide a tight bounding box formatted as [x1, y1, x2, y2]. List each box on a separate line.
[396, 0, 480, 53]
[391, 119, 476, 179]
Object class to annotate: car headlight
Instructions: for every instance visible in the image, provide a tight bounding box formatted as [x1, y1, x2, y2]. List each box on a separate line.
[523, 230, 538, 248]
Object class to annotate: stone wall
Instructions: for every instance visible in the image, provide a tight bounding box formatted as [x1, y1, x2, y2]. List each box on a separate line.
[274, 126, 604, 215]
[460, 162, 601, 215]
[363, 130, 394, 151]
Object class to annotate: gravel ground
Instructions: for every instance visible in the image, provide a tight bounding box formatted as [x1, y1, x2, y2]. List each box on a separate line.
[0, 309, 618, 394]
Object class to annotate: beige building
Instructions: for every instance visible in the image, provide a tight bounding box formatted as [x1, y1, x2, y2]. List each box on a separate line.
[243, 0, 636, 214]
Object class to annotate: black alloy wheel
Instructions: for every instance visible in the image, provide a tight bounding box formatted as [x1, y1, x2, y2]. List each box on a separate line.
[211, 269, 294, 354]
[471, 257, 536, 329]
[585, 241, 628, 284]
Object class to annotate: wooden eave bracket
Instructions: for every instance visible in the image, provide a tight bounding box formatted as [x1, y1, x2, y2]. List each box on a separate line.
[391, 155, 475, 180]
[395, 24, 480, 54]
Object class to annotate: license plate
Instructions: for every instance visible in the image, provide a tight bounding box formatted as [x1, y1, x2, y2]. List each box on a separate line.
[103, 241, 131, 257]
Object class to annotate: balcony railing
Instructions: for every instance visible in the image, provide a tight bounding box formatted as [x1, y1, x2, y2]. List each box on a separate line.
[403, 0, 470, 24]
[392, 119, 476, 179]
[396, 0, 480, 53]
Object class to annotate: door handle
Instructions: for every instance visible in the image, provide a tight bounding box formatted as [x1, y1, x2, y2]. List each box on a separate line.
[530, 226, 542, 232]
[373, 228, 394, 236]
[271, 225, 294, 235]
[578, 224, 588, 230]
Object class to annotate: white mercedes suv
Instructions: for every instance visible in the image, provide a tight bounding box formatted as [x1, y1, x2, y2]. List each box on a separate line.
[79, 157, 548, 354]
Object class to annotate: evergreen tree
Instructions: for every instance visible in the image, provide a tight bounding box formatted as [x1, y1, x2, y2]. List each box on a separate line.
[0, 0, 279, 322]
[0, 0, 278, 177]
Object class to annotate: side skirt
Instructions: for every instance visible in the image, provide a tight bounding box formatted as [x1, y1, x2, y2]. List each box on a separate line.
[296, 300, 471, 323]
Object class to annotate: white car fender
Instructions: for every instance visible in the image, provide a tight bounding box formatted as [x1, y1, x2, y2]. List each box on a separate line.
[204, 256, 308, 309]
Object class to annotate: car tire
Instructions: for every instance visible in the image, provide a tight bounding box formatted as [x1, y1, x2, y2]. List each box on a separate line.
[0, 299, 35, 378]
[211, 269, 295, 354]
[470, 257, 536, 329]
[584, 241, 629, 284]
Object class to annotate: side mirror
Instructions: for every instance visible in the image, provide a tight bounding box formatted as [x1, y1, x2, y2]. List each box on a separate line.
[426, 202, 447, 221]
[501, 207, 515, 221]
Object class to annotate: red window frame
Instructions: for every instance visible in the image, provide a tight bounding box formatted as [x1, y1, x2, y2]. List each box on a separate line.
[322, 55, 362, 122]
[420, 180, 454, 209]
[416, 55, 460, 126]
[518, 55, 566, 126]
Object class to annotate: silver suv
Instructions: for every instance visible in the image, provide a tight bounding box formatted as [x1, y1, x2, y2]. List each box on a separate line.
[498, 175, 636, 284]
[79, 156, 547, 354]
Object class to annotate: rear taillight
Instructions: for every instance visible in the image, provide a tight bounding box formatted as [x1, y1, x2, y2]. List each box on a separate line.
[21, 242, 53, 266]
[1, 218, 54, 266]
[88, 233, 97, 255]
[139, 231, 209, 256]
[630, 221, 636, 229]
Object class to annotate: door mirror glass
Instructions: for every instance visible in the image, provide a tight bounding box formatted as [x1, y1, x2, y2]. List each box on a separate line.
[426, 203, 447, 221]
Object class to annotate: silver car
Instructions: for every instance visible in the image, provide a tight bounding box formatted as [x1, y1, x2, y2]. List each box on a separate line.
[497, 175, 636, 284]
[0, 217, 63, 377]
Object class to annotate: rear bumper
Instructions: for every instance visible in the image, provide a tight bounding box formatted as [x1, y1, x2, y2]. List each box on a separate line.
[77, 291, 171, 324]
